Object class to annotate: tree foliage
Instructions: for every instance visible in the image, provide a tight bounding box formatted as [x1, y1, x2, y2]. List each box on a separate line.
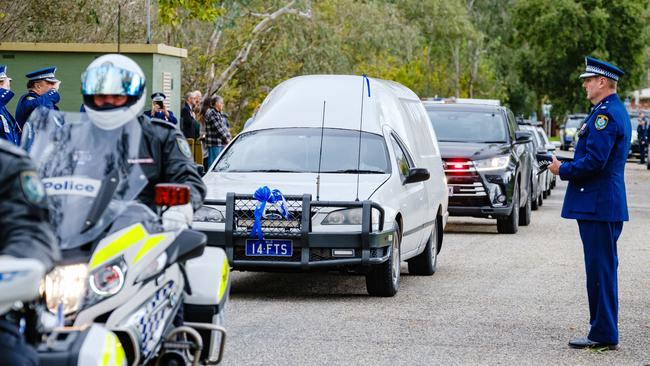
[1, 0, 648, 128]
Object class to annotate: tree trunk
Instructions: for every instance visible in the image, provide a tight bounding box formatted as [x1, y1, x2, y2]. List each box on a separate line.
[203, 0, 311, 100]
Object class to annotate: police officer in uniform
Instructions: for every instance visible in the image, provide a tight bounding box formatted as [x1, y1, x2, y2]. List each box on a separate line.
[144, 92, 178, 125]
[15, 67, 61, 131]
[0, 66, 20, 145]
[80, 54, 206, 210]
[0, 140, 60, 365]
[549, 56, 631, 350]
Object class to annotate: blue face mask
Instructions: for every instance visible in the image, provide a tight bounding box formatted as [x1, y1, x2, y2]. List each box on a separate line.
[0, 88, 14, 107]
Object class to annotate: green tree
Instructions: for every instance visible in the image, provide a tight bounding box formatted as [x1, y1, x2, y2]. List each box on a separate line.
[512, 0, 650, 117]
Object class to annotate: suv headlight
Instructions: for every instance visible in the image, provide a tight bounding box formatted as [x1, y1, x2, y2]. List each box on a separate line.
[193, 206, 226, 223]
[43, 263, 88, 315]
[473, 155, 510, 172]
[84, 257, 127, 308]
[321, 208, 380, 228]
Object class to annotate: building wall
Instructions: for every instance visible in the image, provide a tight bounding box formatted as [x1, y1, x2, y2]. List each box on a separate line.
[0, 50, 182, 116]
[151, 54, 182, 116]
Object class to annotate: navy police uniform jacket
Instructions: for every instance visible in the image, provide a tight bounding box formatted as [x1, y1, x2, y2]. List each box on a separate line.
[138, 116, 206, 210]
[144, 110, 178, 125]
[0, 89, 19, 145]
[0, 140, 59, 271]
[559, 93, 631, 222]
[15, 90, 60, 129]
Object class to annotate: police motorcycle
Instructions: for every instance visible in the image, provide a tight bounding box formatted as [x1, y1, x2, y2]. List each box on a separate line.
[24, 109, 230, 365]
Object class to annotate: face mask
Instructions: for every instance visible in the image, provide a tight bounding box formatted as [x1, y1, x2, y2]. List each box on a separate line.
[0, 88, 14, 107]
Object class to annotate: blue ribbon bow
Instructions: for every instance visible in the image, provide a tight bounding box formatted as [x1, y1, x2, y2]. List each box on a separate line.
[250, 186, 290, 241]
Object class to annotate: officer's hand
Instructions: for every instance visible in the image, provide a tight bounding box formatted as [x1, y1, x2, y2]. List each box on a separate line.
[549, 155, 562, 175]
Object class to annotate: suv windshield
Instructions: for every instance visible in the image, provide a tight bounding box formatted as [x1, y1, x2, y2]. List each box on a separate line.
[426, 110, 507, 143]
[566, 118, 583, 129]
[214, 128, 391, 174]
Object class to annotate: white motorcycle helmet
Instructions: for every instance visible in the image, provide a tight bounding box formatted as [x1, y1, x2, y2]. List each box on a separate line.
[81, 54, 146, 130]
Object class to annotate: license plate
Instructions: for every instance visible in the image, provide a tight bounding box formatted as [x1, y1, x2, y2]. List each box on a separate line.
[245, 239, 293, 257]
[448, 186, 454, 196]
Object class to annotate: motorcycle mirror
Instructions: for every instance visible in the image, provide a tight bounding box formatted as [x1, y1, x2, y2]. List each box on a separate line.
[155, 184, 191, 207]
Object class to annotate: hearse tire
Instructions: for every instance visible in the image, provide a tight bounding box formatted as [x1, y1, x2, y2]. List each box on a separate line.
[366, 222, 401, 297]
[408, 219, 438, 276]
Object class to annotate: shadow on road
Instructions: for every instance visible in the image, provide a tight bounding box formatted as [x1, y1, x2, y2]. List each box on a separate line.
[444, 221, 499, 234]
[230, 271, 371, 299]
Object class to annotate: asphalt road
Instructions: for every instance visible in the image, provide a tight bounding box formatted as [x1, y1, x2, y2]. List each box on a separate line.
[221, 158, 650, 366]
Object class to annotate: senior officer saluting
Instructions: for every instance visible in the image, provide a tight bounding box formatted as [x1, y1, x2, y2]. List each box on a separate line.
[15, 67, 61, 130]
[0, 65, 20, 145]
[548, 56, 631, 350]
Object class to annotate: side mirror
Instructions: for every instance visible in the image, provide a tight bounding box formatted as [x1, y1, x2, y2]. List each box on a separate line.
[196, 164, 205, 176]
[404, 168, 430, 184]
[545, 143, 556, 152]
[514, 131, 532, 144]
[155, 184, 191, 207]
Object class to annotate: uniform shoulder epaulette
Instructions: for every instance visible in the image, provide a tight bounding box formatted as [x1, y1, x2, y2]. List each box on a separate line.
[150, 117, 176, 129]
[0, 140, 27, 157]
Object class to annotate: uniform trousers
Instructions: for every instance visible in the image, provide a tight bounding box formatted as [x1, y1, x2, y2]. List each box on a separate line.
[577, 220, 623, 344]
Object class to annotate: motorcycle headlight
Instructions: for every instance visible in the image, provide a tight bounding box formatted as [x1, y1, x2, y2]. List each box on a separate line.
[43, 264, 88, 315]
[84, 258, 127, 308]
[193, 206, 226, 223]
[321, 208, 380, 228]
[473, 155, 510, 172]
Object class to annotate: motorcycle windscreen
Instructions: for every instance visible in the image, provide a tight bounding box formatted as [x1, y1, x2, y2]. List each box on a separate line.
[24, 108, 149, 249]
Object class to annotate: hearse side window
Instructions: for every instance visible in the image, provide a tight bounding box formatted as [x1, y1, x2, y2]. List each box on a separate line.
[214, 128, 391, 174]
[390, 134, 414, 179]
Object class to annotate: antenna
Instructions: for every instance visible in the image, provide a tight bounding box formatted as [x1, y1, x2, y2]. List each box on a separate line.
[355, 75, 371, 201]
[316, 100, 326, 201]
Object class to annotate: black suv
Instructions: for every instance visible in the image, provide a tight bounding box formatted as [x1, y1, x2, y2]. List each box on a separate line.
[423, 102, 534, 234]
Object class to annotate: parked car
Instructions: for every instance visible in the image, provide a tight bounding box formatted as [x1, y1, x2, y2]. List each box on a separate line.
[534, 125, 557, 193]
[630, 112, 640, 158]
[423, 101, 534, 234]
[517, 121, 545, 210]
[559, 114, 586, 150]
[194, 75, 449, 297]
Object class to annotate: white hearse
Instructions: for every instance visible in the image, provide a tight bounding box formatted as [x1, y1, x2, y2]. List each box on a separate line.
[193, 75, 448, 296]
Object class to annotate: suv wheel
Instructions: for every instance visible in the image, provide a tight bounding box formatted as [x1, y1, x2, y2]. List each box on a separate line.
[531, 184, 539, 211]
[366, 221, 400, 297]
[519, 187, 532, 226]
[538, 193, 543, 207]
[407, 217, 439, 276]
[497, 186, 519, 234]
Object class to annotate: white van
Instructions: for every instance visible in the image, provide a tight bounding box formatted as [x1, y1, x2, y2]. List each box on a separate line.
[193, 75, 448, 296]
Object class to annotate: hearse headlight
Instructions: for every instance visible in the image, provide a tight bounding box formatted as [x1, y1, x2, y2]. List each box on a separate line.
[473, 155, 510, 172]
[43, 263, 88, 315]
[321, 208, 380, 228]
[193, 206, 225, 223]
[84, 258, 127, 308]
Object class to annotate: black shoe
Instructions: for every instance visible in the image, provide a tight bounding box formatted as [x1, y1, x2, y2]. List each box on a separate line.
[568, 337, 619, 350]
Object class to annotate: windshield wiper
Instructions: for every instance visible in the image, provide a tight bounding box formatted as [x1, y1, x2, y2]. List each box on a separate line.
[241, 169, 299, 173]
[324, 169, 386, 174]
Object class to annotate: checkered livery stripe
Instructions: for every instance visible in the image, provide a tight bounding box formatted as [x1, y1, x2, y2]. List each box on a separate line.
[139, 281, 176, 360]
[585, 65, 620, 81]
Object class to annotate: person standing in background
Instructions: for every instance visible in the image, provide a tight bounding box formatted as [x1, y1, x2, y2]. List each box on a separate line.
[14, 67, 61, 131]
[0, 66, 19, 145]
[202, 95, 231, 167]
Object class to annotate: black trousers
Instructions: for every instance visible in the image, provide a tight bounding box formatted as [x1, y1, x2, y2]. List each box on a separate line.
[0, 320, 38, 366]
[639, 141, 647, 163]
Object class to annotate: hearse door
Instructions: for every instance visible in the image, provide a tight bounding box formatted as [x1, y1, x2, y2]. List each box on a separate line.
[389, 133, 426, 257]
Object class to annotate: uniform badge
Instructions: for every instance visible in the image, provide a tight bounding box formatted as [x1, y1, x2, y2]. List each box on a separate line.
[20, 171, 46, 204]
[176, 137, 192, 159]
[594, 115, 609, 130]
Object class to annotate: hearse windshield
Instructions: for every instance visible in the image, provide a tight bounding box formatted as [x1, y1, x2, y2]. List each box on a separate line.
[214, 128, 391, 174]
[427, 110, 508, 143]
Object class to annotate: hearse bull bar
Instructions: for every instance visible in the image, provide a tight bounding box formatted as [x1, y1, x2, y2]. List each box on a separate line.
[201, 193, 391, 268]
